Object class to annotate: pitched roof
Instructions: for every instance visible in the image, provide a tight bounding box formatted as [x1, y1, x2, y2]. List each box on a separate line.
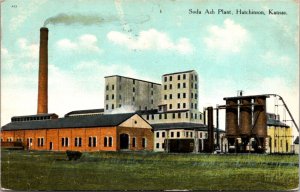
[104, 75, 161, 85]
[162, 70, 195, 76]
[2, 113, 135, 131]
[267, 119, 289, 127]
[64, 109, 104, 117]
[151, 122, 225, 132]
[294, 136, 299, 144]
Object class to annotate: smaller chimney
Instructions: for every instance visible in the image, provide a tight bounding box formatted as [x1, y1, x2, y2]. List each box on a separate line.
[37, 27, 48, 114]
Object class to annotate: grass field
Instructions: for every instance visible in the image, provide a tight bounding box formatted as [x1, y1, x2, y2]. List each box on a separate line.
[1, 149, 299, 191]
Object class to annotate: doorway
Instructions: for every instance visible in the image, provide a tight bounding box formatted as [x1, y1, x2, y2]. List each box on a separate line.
[49, 142, 53, 150]
[120, 134, 129, 149]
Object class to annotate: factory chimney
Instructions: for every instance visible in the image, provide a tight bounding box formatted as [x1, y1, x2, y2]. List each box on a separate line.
[37, 27, 48, 114]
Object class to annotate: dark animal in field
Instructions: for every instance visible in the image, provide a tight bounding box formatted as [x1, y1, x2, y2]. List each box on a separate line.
[66, 150, 82, 160]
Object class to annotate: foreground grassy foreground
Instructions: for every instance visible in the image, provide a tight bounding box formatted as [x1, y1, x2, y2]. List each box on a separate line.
[1, 150, 298, 191]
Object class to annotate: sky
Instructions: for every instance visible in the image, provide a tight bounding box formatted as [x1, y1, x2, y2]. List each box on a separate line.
[1, 0, 299, 136]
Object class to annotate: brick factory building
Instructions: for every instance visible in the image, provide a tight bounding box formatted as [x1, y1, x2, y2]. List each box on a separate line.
[1, 113, 153, 152]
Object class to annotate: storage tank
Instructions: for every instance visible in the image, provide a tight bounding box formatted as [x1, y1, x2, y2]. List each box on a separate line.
[225, 99, 239, 136]
[253, 96, 267, 137]
[240, 98, 252, 136]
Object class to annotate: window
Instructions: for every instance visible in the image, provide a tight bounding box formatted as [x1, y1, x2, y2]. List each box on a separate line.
[177, 93, 180, 99]
[169, 76, 172, 81]
[106, 95, 109, 100]
[156, 143, 160, 149]
[109, 137, 113, 147]
[164, 95, 167, 100]
[151, 83, 153, 88]
[169, 84, 172, 89]
[169, 104, 172, 109]
[172, 113, 175, 119]
[191, 113, 193, 119]
[119, 95, 122, 100]
[112, 94, 114, 100]
[106, 105, 108, 110]
[191, 74, 193, 80]
[88, 136, 97, 147]
[133, 79, 135, 84]
[151, 114, 154, 120]
[178, 75, 180, 80]
[132, 138, 136, 147]
[159, 114, 162, 119]
[75, 137, 82, 147]
[177, 103, 180, 109]
[156, 132, 160, 138]
[195, 104, 197, 109]
[183, 103, 186, 108]
[169, 94, 172, 99]
[185, 132, 189, 137]
[205, 133, 208, 139]
[183, 74, 186, 79]
[112, 104, 114, 109]
[133, 87, 135, 92]
[195, 75, 197, 81]
[7, 138, 13, 142]
[164, 85, 167, 90]
[61, 137, 69, 147]
[195, 94, 198, 99]
[191, 83, 193, 88]
[177, 83, 180, 89]
[112, 85, 115, 90]
[191, 93, 193, 99]
[164, 76, 167, 82]
[186, 112, 188, 118]
[195, 114, 197, 119]
[164, 113, 167, 119]
[177, 132, 180, 137]
[162, 143, 165, 149]
[38, 138, 44, 147]
[183, 93, 186, 98]
[190, 132, 193, 137]
[171, 132, 174, 138]
[183, 83, 186, 88]
[104, 137, 108, 147]
[274, 139, 277, 148]
[162, 132, 165, 138]
[200, 132, 203, 138]
[195, 83, 197, 89]
[132, 97, 135, 102]
[142, 138, 146, 148]
[106, 85, 109, 90]
[191, 103, 193, 109]
[151, 99, 154, 104]
[178, 113, 181, 118]
[146, 115, 149, 120]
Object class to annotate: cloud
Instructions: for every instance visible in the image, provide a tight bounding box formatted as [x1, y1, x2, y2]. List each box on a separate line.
[204, 19, 249, 53]
[56, 34, 101, 52]
[261, 51, 291, 66]
[107, 29, 194, 54]
[17, 38, 39, 59]
[9, 0, 47, 31]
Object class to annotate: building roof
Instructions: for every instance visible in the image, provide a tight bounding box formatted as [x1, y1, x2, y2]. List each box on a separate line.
[223, 94, 270, 100]
[64, 109, 104, 117]
[267, 118, 289, 127]
[151, 122, 225, 132]
[162, 70, 195, 76]
[104, 75, 161, 85]
[294, 136, 299, 144]
[2, 113, 136, 131]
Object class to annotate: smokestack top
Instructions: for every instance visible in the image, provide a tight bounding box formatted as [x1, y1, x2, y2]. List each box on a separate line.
[40, 27, 49, 31]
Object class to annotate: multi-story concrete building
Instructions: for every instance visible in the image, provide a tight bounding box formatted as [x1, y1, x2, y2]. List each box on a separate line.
[104, 75, 161, 113]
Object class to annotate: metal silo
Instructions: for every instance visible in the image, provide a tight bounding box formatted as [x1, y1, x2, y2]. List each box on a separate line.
[240, 98, 252, 136]
[225, 99, 239, 136]
[253, 96, 267, 137]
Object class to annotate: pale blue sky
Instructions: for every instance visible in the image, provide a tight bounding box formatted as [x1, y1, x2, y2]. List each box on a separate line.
[1, 0, 299, 134]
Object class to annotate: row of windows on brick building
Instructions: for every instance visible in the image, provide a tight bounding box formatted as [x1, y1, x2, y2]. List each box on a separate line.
[163, 82, 197, 90]
[106, 81, 155, 91]
[164, 74, 198, 82]
[156, 131, 209, 139]
[163, 92, 198, 100]
[146, 112, 201, 120]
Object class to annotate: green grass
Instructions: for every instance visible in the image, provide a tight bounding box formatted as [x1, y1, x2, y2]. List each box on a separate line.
[1, 150, 298, 191]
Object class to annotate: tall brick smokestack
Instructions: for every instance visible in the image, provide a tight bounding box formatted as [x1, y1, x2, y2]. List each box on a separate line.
[37, 27, 48, 114]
